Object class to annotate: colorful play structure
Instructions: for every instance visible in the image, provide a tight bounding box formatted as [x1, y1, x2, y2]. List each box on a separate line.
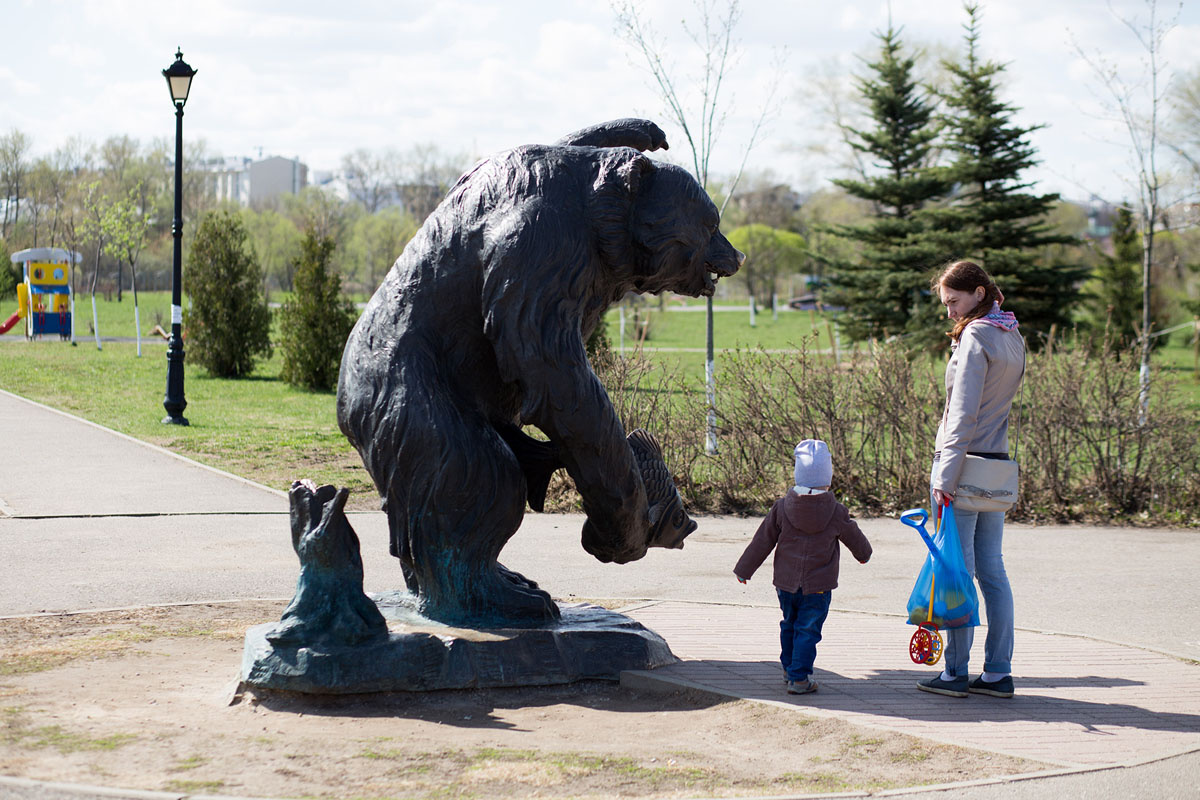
[2, 247, 82, 341]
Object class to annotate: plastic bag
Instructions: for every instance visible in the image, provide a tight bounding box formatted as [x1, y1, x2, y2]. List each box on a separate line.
[903, 504, 980, 630]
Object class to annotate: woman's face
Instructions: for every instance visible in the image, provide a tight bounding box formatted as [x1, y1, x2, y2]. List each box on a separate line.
[939, 284, 986, 320]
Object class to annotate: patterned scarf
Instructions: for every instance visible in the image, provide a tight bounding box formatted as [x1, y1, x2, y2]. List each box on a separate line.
[969, 302, 1019, 332]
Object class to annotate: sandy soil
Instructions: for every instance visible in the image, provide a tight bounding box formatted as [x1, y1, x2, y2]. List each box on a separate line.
[0, 601, 1045, 799]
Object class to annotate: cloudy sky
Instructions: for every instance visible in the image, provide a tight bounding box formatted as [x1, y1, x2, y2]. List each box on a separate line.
[3, 0, 1198, 204]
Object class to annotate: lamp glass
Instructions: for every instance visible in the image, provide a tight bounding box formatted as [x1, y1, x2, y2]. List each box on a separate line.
[168, 74, 192, 105]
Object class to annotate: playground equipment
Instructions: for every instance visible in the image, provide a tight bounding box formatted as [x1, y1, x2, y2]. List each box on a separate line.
[2, 247, 82, 341]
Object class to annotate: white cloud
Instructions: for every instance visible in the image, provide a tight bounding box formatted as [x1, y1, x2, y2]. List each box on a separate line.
[2, 0, 1198, 202]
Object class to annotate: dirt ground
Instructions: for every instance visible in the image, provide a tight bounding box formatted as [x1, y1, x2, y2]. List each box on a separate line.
[0, 600, 1046, 799]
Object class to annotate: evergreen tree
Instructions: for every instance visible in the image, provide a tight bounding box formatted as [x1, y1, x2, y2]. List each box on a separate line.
[279, 230, 356, 391]
[935, 3, 1084, 343]
[1084, 207, 1141, 347]
[185, 210, 272, 378]
[824, 26, 954, 343]
[0, 237, 17, 299]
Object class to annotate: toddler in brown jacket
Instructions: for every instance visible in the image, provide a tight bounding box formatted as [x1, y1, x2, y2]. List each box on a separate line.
[734, 440, 872, 694]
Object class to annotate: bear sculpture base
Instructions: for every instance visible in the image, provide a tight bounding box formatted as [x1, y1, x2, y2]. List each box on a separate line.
[240, 596, 676, 694]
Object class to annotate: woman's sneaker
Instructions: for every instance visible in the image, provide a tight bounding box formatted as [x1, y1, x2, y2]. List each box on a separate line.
[917, 675, 969, 697]
[969, 675, 1014, 698]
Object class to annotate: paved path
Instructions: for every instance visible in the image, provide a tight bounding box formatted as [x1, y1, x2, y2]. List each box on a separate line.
[1, 388, 1198, 799]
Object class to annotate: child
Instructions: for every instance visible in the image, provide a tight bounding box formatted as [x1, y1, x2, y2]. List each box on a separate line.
[734, 440, 872, 694]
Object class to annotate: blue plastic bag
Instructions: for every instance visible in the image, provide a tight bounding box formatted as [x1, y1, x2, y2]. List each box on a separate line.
[902, 504, 980, 630]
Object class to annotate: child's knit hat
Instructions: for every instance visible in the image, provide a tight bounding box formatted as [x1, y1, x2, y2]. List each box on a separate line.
[794, 439, 833, 488]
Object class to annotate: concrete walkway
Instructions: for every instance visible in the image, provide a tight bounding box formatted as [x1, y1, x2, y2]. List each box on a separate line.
[1, 388, 1198, 799]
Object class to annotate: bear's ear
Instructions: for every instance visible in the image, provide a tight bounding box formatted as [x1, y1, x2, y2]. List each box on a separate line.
[589, 146, 654, 199]
[588, 148, 656, 269]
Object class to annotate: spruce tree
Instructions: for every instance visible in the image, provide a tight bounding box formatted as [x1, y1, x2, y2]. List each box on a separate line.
[185, 210, 273, 378]
[935, 3, 1084, 343]
[824, 26, 953, 343]
[1084, 207, 1141, 347]
[279, 230, 357, 391]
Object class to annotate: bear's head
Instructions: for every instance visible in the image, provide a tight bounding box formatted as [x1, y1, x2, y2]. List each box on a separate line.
[628, 162, 743, 298]
[588, 151, 742, 298]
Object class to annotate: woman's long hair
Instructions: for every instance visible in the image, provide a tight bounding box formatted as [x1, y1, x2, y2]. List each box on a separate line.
[934, 260, 1001, 342]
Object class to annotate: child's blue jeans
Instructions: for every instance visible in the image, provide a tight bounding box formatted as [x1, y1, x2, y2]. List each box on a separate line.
[777, 587, 832, 682]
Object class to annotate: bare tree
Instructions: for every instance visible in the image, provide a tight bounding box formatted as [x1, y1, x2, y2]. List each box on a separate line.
[341, 147, 398, 213]
[395, 143, 470, 223]
[0, 129, 32, 238]
[104, 186, 152, 355]
[614, 0, 784, 455]
[1167, 65, 1200, 186]
[1072, 0, 1183, 420]
[78, 181, 111, 350]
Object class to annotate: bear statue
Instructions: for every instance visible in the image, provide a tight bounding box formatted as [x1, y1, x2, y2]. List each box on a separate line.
[336, 118, 743, 628]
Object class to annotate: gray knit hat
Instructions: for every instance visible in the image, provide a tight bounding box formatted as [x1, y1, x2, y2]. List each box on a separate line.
[794, 439, 833, 488]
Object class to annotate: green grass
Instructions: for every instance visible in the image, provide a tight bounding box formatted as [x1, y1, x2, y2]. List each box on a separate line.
[606, 304, 845, 385]
[609, 303, 835, 350]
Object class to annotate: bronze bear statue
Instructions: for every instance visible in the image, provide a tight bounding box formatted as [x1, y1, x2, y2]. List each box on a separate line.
[337, 119, 742, 627]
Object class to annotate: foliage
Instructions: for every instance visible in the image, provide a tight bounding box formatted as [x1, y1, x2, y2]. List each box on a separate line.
[185, 209, 273, 378]
[933, 3, 1083, 346]
[0, 237, 15, 299]
[241, 208, 302, 295]
[1082, 207, 1144, 347]
[102, 185, 151, 304]
[822, 25, 953, 344]
[726, 224, 806, 306]
[342, 206, 418, 294]
[1018, 332, 1199, 520]
[278, 230, 357, 391]
[580, 339, 1200, 523]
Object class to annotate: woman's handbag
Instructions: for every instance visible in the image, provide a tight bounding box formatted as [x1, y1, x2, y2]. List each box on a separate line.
[954, 455, 1018, 512]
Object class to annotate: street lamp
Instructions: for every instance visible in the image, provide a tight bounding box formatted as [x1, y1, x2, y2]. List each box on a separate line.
[162, 48, 195, 425]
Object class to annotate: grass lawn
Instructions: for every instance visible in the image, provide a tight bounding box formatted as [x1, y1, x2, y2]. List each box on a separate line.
[606, 303, 849, 385]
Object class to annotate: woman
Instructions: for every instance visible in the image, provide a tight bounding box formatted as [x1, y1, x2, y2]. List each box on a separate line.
[918, 260, 1025, 699]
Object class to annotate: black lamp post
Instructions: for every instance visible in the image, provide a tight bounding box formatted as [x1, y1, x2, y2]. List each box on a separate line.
[162, 48, 195, 425]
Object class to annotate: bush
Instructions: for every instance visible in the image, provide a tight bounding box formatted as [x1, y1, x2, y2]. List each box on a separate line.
[0, 238, 17, 300]
[278, 230, 356, 391]
[185, 210, 273, 377]
[539, 336, 1200, 525]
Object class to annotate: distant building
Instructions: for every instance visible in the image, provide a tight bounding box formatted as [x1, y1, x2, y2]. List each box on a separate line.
[249, 156, 308, 206]
[198, 154, 308, 207]
[1084, 196, 1118, 239]
[201, 156, 252, 205]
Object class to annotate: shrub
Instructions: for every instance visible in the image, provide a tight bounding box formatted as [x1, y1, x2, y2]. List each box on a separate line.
[278, 230, 356, 391]
[0, 238, 17, 299]
[540, 335, 1200, 526]
[184, 210, 273, 378]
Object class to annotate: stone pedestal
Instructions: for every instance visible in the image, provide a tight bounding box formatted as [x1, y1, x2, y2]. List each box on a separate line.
[240, 598, 676, 694]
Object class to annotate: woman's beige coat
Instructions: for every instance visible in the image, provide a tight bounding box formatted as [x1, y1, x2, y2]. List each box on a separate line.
[931, 322, 1025, 494]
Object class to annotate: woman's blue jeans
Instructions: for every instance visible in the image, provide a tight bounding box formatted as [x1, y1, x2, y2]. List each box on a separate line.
[777, 588, 832, 682]
[944, 507, 1014, 677]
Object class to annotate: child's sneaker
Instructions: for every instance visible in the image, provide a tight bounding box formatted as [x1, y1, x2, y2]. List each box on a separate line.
[969, 675, 1014, 698]
[786, 679, 818, 695]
